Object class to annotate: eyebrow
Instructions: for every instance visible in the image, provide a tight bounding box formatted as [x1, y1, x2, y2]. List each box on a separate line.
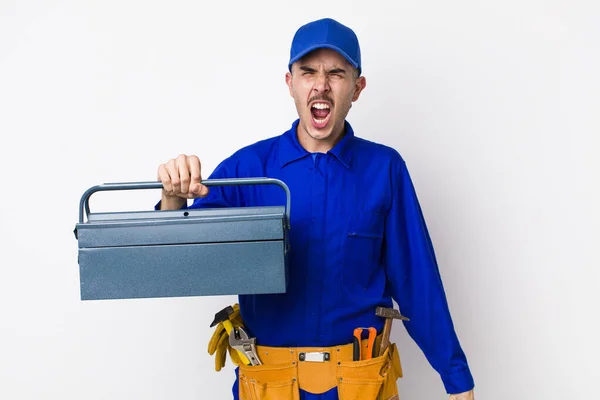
[298, 66, 348, 75]
[328, 68, 347, 75]
[299, 66, 317, 73]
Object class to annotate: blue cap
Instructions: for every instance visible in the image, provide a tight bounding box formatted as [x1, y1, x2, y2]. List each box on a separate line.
[289, 18, 361, 74]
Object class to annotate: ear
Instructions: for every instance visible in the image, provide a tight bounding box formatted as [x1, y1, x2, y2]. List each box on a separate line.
[285, 71, 294, 97]
[351, 76, 367, 102]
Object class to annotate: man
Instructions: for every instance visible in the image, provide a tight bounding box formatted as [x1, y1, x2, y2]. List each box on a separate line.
[157, 18, 475, 400]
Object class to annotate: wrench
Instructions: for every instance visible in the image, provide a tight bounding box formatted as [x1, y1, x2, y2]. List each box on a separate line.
[229, 327, 262, 366]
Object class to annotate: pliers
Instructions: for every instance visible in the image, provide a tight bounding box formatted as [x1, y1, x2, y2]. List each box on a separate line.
[353, 327, 377, 361]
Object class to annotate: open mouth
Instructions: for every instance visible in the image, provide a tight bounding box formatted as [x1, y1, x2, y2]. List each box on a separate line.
[310, 102, 332, 129]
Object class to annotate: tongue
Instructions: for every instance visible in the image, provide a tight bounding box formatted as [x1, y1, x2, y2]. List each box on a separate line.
[312, 108, 330, 119]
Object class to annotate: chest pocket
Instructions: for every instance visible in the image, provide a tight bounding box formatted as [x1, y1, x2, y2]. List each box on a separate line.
[342, 211, 386, 300]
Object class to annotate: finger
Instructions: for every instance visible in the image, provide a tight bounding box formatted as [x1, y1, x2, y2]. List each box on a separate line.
[208, 322, 227, 354]
[165, 159, 180, 195]
[229, 345, 241, 366]
[171, 154, 188, 195]
[189, 156, 209, 197]
[157, 164, 172, 194]
[216, 333, 228, 371]
[215, 348, 224, 372]
[187, 155, 204, 196]
[207, 326, 223, 355]
[176, 154, 191, 195]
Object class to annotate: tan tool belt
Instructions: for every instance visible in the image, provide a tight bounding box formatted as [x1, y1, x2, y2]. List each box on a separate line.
[238, 335, 402, 400]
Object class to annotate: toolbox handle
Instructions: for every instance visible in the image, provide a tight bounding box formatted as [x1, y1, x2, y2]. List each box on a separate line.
[78, 178, 291, 228]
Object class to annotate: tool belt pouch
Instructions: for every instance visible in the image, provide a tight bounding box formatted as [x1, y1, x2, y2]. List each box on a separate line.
[336, 344, 402, 400]
[238, 362, 300, 400]
[378, 344, 402, 400]
[238, 343, 402, 400]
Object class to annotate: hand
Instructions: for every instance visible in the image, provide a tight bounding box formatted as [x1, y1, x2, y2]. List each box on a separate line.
[157, 154, 209, 209]
[449, 389, 474, 400]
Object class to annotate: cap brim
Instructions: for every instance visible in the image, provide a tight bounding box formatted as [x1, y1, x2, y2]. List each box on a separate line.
[288, 43, 359, 71]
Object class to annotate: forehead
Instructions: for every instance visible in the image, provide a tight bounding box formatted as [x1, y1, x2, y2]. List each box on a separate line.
[294, 48, 352, 70]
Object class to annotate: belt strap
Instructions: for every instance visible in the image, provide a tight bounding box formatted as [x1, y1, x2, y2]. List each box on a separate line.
[250, 335, 383, 394]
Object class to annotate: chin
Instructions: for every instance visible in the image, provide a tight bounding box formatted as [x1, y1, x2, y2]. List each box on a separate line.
[306, 120, 335, 139]
[307, 129, 333, 141]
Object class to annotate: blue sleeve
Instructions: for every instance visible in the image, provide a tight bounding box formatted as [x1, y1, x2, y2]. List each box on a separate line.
[384, 160, 475, 394]
[187, 158, 243, 209]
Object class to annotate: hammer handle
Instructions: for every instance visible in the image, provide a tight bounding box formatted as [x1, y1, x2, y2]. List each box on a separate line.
[378, 319, 392, 357]
[223, 320, 251, 366]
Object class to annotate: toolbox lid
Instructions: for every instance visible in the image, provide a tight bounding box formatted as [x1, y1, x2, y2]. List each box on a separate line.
[76, 206, 286, 248]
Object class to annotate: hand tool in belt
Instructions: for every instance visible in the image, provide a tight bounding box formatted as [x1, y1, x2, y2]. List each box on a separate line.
[210, 305, 251, 366]
[352, 327, 377, 361]
[375, 307, 409, 357]
[229, 326, 262, 366]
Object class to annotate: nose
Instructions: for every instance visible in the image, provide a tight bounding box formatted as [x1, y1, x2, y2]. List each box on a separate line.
[313, 73, 330, 93]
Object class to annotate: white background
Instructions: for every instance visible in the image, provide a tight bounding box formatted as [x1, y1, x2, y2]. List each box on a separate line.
[1, 1, 599, 399]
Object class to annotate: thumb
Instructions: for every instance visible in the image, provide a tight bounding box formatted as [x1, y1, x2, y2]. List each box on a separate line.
[190, 182, 210, 197]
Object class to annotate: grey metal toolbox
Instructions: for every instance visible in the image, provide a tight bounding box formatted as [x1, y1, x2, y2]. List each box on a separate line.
[74, 178, 291, 300]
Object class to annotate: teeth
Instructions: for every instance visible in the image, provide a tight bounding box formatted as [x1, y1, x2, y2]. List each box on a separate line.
[312, 103, 330, 110]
